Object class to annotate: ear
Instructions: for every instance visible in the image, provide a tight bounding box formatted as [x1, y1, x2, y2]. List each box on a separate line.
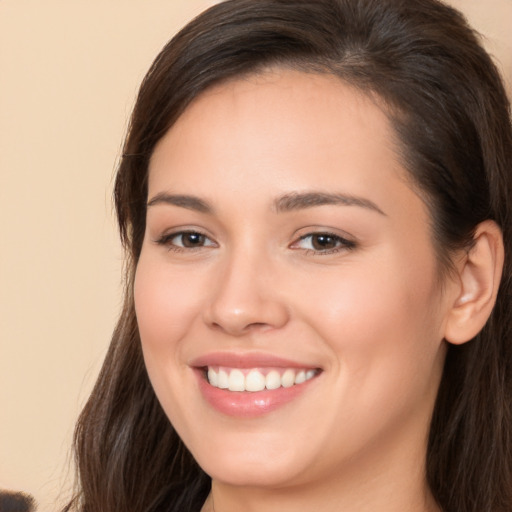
[444, 220, 504, 345]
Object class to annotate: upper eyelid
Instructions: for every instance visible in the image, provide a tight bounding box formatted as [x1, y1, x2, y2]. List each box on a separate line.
[292, 227, 356, 243]
[298, 232, 349, 241]
[152, 229, 215, 247]
[292, 232, 355, 246]
[154, 227, 215, 240]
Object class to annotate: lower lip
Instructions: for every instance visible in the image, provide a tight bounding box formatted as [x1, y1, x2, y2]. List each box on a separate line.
[195, 369, 318, 418]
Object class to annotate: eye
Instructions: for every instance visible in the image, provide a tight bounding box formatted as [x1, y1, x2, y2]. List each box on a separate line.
[156, 231, 216, 250]
[292, 232, 356, 254]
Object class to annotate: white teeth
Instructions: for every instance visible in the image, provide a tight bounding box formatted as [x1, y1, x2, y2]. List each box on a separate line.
[218, 369, 229, 389]
[245, 370, 266, 392]
[281, 369, 295, 388]
[295, 370, 306, 384]
[207, 368, 218, 387]
[265, 370, 281, 390]
[228, 369, 245, 391]
[206, 367, 318, 391]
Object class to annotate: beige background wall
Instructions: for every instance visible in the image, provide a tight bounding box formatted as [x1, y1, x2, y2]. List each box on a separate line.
[0, 1, 510, 511]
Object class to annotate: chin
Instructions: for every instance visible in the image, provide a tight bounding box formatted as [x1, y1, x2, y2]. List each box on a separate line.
[184, 429, 317, 488]
[200, 456, 303, 488]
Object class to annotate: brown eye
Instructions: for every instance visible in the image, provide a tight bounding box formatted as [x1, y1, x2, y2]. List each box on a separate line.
[181, 232, 206, 247]
[311, 234, 338, 250]
[157, 231, 216, 250]
[293, 232, 356, 253]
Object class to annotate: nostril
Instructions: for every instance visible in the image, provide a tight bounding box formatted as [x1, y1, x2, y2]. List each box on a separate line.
[211, 320, 278, 335]
[247, 322, 272, 329]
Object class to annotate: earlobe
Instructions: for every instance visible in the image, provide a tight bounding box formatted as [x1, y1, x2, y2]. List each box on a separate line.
[444, 220, 504, 345]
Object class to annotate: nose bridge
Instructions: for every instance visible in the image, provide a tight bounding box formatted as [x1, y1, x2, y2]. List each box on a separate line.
[204, 239, 288, 335]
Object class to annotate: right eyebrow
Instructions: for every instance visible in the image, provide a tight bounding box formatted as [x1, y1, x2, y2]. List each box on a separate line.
[147, 193, 213, 214]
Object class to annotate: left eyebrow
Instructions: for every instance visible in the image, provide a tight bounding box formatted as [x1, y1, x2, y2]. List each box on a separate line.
[273, 191, 386, 216]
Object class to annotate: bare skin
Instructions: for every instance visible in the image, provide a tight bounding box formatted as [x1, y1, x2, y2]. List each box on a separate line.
[136, 68, 503, 512]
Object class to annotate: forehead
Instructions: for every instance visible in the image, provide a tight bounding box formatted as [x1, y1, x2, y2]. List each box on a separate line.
[147, 68, 428, 230]
[149, 69, 405, 192]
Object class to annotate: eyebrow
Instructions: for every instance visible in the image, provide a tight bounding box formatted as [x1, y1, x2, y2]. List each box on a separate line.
[147, 193, 213, 213]
[147, 191, 386, 216]
[274, 191, 386, 215]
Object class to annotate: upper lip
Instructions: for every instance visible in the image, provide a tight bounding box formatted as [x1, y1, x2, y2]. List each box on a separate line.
[189, 352, 320, 370]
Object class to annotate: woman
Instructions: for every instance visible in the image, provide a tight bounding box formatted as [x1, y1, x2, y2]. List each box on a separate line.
[66, 0, 512, 511]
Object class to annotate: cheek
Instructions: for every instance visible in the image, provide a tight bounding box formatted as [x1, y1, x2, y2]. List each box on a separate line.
[297, 264, 445, 456]
[134, 254, 205, 351]
[297, 249, 445, 397]
[303, 260, 435, 339]
[133, 254, 206, 424]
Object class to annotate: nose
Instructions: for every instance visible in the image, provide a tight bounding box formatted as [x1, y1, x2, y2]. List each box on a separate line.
[202, 249, 290, 336]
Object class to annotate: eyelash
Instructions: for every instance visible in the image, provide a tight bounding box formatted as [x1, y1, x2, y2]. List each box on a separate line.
[155, 231, 216, 252]
[154, 230, 356, 255]
[293, 232, 356, 255]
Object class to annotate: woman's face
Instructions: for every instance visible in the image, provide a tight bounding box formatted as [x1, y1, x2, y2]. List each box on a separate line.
[135, 70, 453, 489]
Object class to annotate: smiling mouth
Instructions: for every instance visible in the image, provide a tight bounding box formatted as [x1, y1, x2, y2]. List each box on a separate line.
[204, 366, 321, 392]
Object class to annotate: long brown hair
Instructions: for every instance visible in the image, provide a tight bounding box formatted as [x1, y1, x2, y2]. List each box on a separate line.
[66, 1, 512, 511]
